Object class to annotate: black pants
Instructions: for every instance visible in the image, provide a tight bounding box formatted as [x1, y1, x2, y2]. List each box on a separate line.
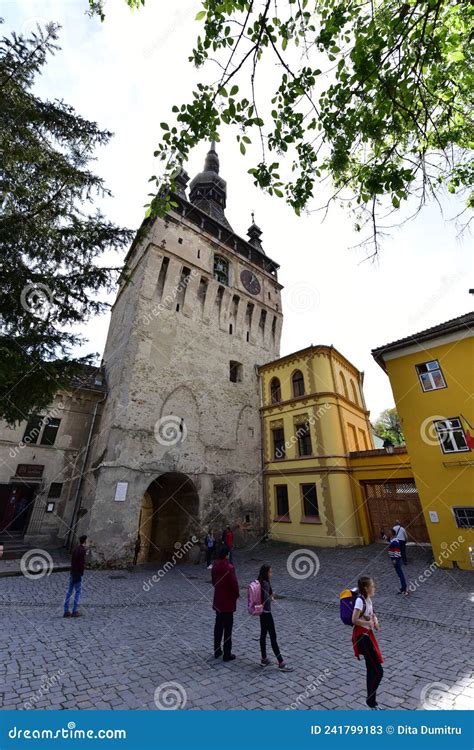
[206, 547, 214, 566]
[260, 612, 282, 663]
[399, 540, 407, 564]
[357, 634, 383, 707]
[214, 612, 233, 658]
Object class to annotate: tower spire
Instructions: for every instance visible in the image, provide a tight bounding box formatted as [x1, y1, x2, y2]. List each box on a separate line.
[189, 141, 231, 229]
[204, 140, 219, 174]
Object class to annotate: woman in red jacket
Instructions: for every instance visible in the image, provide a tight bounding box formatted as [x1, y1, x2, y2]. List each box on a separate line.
[352, 576, 384, 709]
[211, 547, 239, 661]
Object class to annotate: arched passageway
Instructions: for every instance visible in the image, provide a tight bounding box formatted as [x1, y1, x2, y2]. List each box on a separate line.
[137, 473, 199, 563]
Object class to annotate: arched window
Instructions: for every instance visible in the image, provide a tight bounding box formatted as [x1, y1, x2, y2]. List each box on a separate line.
[292, 369, 305, 397]
[350, 379, 359, 405]
[340, 371, 349, 399]
[270, 377, 281, 404]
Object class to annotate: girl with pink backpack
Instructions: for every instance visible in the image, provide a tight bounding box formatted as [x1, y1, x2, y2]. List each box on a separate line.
[252, 565, 293, 671]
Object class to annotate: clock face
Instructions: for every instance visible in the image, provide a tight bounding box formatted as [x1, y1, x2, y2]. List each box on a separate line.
[240, 269, 261, 295]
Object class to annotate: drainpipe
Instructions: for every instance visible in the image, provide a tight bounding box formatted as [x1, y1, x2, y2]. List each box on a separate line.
[255, 364, 268, 539]
[65, 385, 107, 550]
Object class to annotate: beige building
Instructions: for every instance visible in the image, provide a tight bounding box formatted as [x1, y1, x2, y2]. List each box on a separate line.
[0, 368, 105, 555]
[77, 143, 283, 564]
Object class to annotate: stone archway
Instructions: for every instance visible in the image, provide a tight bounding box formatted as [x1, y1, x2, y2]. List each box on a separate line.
[137, 473, 200, 563]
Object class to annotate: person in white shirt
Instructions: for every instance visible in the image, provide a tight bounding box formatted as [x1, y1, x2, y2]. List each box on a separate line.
[392, 520, 408, 564]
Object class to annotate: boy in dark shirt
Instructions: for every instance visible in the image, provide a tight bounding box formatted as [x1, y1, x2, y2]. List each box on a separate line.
[63, 535, 87, 618]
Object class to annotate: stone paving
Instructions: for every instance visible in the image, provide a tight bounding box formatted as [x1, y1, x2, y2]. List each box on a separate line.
[0, 542, 472, 711]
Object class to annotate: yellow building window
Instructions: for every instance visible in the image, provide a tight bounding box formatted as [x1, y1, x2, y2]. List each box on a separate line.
[296, 421, 312, 456]
[292, 369, 305, 397]
[272, 427, 286, 459]
[274, 485, 290, 520]
[270, 377, 281, 403]
[301, 483, 320, 521]
[358, 428, 368, 451]
[434, 418, 469, 454]
[416, 360, 447, 392]
[347, 423, 359, 452]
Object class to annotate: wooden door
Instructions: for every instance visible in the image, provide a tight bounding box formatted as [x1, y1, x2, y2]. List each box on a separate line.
[362, 479, 430, 543]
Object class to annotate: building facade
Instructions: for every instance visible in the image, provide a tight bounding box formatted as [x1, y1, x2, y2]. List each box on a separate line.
[77, 144, 283, 564]
[0, 369, 105, 555]
[259, 346, 375, 547]
[372, 312, 474, 569]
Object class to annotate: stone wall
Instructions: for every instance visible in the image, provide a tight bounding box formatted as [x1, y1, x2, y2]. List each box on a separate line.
[81, 207, 283, 565]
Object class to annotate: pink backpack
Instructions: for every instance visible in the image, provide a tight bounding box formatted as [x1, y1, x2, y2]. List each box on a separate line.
[247, 580, 264, 616]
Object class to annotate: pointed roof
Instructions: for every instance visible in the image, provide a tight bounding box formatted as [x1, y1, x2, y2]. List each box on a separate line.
[189, 142, 232, 230]
[247, 212, 265, 254]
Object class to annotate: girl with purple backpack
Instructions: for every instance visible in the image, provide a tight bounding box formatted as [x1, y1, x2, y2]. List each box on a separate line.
[351, 576, 384, 709]
[257, 565, 293, 672]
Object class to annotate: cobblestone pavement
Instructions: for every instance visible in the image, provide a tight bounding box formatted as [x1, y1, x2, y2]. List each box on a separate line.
[0, 542, 472, 711]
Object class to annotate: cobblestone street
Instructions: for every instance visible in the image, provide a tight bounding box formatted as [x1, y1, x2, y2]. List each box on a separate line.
[0, 543, 472, 711]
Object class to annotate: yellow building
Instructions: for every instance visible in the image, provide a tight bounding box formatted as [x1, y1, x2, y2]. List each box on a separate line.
[258, 346, 375, 547]
[372, 312, 474, 570]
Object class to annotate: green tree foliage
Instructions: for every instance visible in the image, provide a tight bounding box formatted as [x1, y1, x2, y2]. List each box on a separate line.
[91, 0, 473, 250]
[0, 22, 132, 424]
[373, 407, 405, 445]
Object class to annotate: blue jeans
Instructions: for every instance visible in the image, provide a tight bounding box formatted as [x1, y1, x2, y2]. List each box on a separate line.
[64, 575, 82, 613]
[393, 558, 406, 592]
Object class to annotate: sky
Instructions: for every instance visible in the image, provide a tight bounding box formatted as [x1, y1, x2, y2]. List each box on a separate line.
[4, 0, 473, 420]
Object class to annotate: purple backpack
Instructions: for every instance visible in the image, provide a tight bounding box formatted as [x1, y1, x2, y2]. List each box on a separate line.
[247, 580, 264, 616]
[340, 588, 365, 625]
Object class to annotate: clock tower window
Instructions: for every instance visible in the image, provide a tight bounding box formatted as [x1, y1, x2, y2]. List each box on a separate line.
[213, 254, 229, 285]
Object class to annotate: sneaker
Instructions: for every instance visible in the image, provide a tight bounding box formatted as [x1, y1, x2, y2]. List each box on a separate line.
[278, 662, 293, 672]
[403, 591, 409, 597]
[71, 611, 81, 618]
[207, 565, 213, 570]
[214, 649, 223, 658]
[260, 658, 271, 667]
[63, 611, 71, 618]
[223, 654, 236, 662]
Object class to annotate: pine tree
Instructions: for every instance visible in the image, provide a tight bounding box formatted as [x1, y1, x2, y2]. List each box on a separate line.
[0, 22, 132, 424]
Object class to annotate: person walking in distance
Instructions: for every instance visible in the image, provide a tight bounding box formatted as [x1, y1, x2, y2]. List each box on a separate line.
[212, 547, 239, 661]
[352, 576, 383, 709]
[205, 529, 215, 569]
[392, 519, 408, 564]
[63, 535, 88, 618]
[223, 525, 234, 564]
[388, 531, 408, 595]
[258, 564, 293, 671]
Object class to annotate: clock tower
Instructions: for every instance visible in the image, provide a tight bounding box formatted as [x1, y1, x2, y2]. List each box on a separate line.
[82, 142, 283, 565]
